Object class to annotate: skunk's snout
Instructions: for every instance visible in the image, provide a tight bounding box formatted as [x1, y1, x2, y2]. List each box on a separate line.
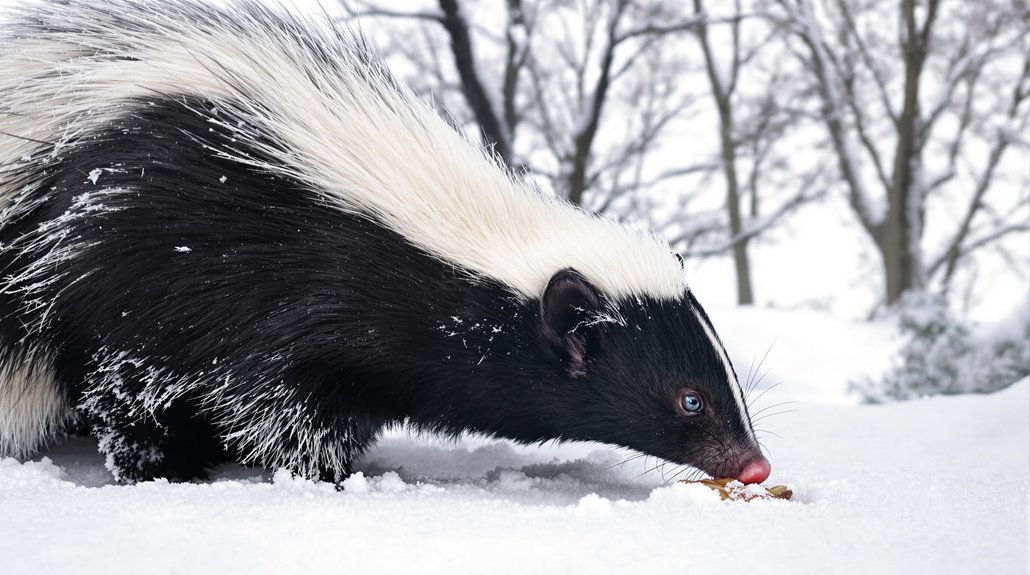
[736, 457, 771, 484]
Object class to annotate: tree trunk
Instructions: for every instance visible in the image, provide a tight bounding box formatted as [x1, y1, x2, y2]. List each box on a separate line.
[882, 0, 934, 304]
[695, 0, 754, 305]
[792, 0, 934, 307]
[721, 112, 754, 305]
[565, 12, 620, 208]
[438, 0, 514, 165]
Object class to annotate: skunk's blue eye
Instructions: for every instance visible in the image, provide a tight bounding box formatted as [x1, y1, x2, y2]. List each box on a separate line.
[679, 390, 703, 415]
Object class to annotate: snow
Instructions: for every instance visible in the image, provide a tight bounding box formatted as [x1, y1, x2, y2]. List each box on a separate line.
[976, 297, 1030, 343]
[1, 309, 1026, 574]
[715, 306, 901, 403]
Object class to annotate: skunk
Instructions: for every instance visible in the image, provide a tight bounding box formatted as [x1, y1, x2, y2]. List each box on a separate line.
[0, 0, 770, 484]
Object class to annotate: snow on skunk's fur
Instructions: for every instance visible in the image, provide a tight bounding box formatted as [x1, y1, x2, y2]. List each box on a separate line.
[0, 0, 765, 484]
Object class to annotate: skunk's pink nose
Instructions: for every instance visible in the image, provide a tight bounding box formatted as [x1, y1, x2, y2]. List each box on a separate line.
[737, 458, 771, 484]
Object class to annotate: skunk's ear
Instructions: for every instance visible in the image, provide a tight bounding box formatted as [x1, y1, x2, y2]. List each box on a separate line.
[540, 268, 602, 378]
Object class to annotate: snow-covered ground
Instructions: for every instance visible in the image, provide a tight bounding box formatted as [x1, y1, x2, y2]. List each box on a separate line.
[1, 309, 1026, 574]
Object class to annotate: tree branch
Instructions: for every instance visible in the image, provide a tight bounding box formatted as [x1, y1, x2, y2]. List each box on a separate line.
[835, 0, 898, 126]
[565, 0, 626, 205]
[614, 12, 751, 44]
[781, 0, 885, 238]
[928, 55, 1030, 288]
[437, 0, 514, 164]
[341, 1, 444, 23]
[682, 169, 824, 257]
[502, 0, 532, 140]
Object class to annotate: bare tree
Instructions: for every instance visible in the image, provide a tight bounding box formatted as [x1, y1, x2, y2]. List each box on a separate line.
[344, 0, 516, 163]
[774, 0, 1029, 305]
[346, 0, 829, 307]
[614, 0, 821, 304]
[344, 0, 727, 208]
[692, 0, 756, 303]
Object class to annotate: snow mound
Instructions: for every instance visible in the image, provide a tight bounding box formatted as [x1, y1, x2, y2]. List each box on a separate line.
[1, 380, 1025, 574]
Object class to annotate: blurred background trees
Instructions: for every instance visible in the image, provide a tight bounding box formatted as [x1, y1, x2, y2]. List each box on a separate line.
[346, 0, 836, 306]
[343, 0, 1028, 394]
[774, 0, 1028, 306]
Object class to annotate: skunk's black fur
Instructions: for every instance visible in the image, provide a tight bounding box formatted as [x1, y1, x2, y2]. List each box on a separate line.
[0, 2, 765, 484]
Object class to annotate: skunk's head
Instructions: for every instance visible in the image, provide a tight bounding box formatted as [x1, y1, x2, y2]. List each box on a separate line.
[538, 268, 770, 484]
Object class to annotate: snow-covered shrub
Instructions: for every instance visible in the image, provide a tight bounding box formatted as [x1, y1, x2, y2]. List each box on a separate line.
[850, 292, 1030, 403]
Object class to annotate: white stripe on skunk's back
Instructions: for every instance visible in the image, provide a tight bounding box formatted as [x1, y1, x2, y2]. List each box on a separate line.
[0, 0, 686, 302]
[0, 356, 67, 457]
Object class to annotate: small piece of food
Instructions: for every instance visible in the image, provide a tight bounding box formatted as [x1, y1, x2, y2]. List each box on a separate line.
[766, 485, 793, 499]
[680, 477, 793, 501]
